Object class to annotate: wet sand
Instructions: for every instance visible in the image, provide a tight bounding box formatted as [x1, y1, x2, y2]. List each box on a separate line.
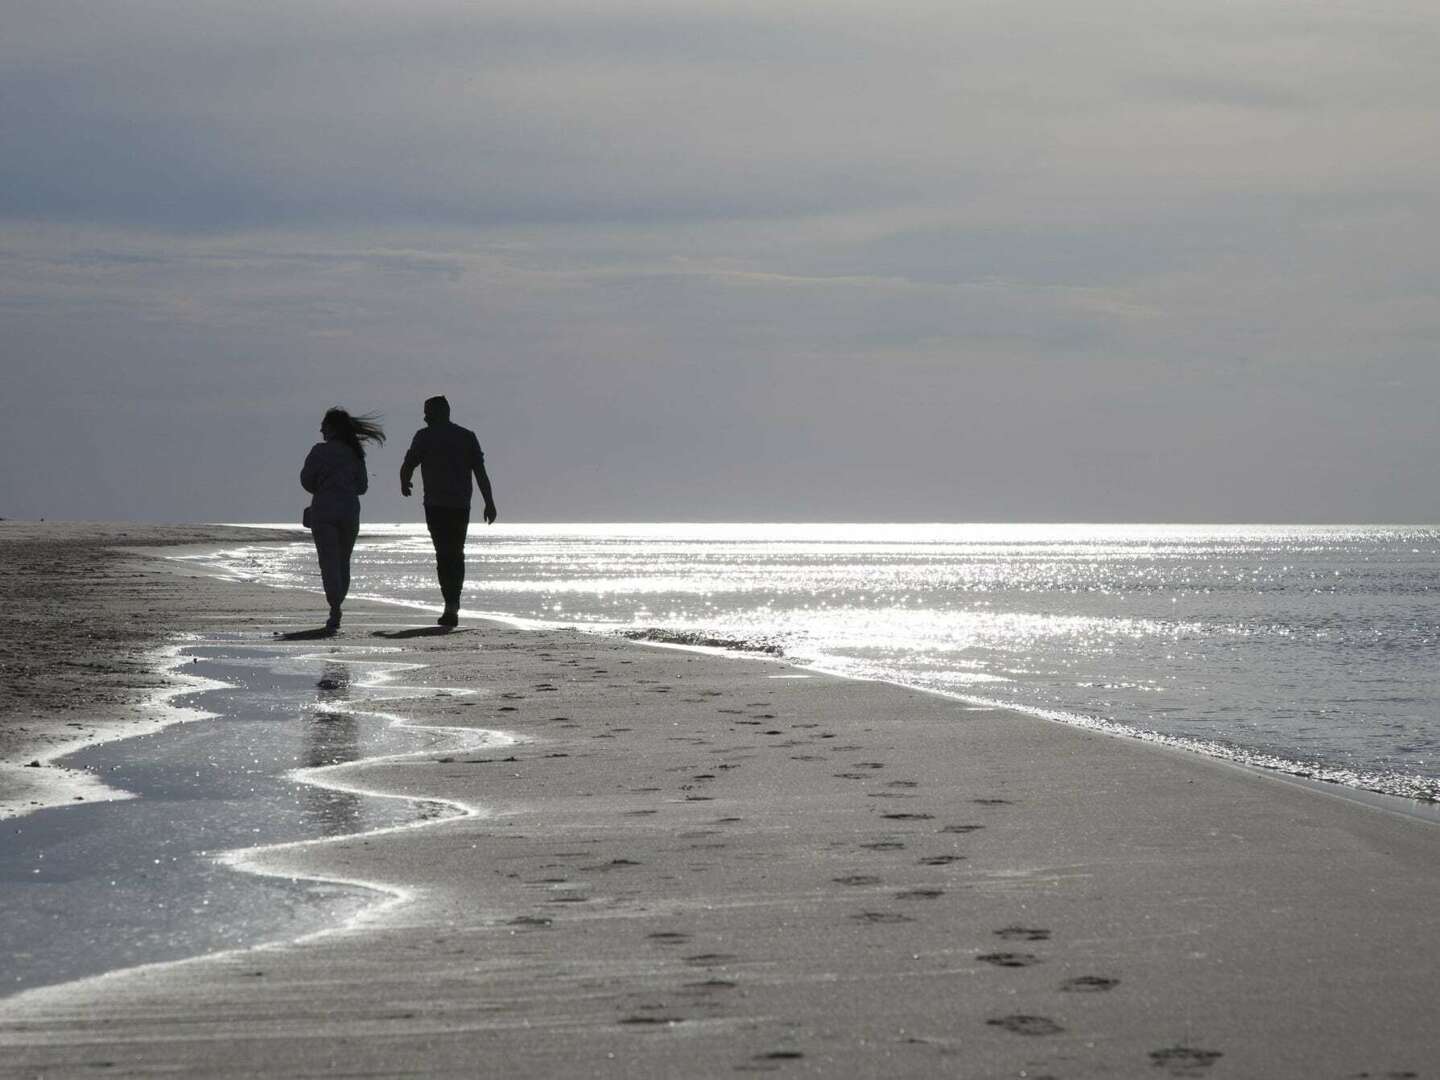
[0, 521, 305, 817]
[2, 523, 1439, 1077]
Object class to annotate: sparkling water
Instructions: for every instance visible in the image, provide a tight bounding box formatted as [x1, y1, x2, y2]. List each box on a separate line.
[209, 523, 1440, 803]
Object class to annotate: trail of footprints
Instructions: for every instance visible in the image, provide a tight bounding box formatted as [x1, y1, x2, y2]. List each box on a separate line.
[492, 648, 1219, 1074]
[834, 787, 1142, 1062]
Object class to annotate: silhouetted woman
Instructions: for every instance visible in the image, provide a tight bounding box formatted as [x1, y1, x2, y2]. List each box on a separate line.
[301, 408, 385, 631]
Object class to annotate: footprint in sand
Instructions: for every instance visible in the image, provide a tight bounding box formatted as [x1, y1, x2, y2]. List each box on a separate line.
[918, 855, 965, 866]
[1149, 1046, 1223, 1076]
[977, 952, 1040, 968]
[1061, 975, 1119, 992]
[647, 932, 691, 944]
[995, 926, 1051, 942]
[506, 915, 554, 928]
[833, 874, 882, 886]
[941, 824, 984, 833]
[852, 911, 914, 924]
[881, 812, 934, 821]
[894, 888, 944, 900]
[859, 840, 906, 851]
[973, 798, 1013, 806]
[986, 1015, 1064, 1036]
[684, 953, 739, 966]
[683, 979, 737, 992]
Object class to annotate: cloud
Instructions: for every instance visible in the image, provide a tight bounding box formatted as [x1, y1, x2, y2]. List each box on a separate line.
[19, 1, 1433, 231]
[3, 1, 1440, 521]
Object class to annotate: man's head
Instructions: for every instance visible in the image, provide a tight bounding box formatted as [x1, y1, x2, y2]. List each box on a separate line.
[423, 395, 451, 424]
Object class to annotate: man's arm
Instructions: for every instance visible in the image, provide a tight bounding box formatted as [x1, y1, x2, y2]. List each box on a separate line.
[399, 432, 423, 497]
[472, 435, 497, 524]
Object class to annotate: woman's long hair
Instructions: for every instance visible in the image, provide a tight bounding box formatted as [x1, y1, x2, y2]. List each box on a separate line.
[323, 407, 386, 462]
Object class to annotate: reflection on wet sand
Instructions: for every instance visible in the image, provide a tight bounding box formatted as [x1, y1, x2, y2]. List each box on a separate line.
[303, 663, 362, 835]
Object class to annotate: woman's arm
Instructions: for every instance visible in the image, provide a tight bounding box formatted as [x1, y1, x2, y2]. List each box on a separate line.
[300, 444, 323, 493]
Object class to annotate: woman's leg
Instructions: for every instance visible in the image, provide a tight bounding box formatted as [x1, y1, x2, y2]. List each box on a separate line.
[335, 518, 360, 607]
[311, 523, 343, 613]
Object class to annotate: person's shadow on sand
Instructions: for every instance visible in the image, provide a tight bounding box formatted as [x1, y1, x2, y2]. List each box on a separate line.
[370, 626, 459, 639]
[275, 627, 340, 641]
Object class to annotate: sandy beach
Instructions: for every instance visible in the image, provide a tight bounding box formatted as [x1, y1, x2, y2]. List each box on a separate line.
[2, 523, 1438, 1078]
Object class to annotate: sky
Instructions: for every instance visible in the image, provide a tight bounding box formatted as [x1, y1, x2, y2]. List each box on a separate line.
[4, 0, 1439, 523]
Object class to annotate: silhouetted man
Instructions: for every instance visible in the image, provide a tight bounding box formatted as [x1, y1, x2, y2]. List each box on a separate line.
[400, 395, 498, 627]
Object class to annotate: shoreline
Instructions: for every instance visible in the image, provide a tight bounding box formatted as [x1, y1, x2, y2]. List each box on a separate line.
[0, 522, 309, 819]
[180, 528, 1440, 828]
[3, 523, 1440, 1076]
[193, 524, 1440, 816]
[6, 519, 1437, 843]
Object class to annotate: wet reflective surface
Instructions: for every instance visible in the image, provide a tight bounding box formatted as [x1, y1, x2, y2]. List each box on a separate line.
[204, 525, 1440, 802]
[0, 646, 451, 996]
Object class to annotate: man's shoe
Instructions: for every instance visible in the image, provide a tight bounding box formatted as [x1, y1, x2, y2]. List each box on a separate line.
[437, 607, 459, 628]
[325, 607, 342, 632]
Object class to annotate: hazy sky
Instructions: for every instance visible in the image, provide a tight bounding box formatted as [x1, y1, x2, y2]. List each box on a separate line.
[4, 1, 1439, 522]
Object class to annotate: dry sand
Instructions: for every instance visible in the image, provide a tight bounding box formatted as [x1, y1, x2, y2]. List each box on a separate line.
[1, 522, 1438, 1078]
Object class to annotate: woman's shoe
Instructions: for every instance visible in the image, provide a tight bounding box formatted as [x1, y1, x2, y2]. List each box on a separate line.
[437, 606, 459, 628]
[325, 607, 342, 632]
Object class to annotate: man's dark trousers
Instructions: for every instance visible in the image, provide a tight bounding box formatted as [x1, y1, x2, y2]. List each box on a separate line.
[425, 506, 470, 609]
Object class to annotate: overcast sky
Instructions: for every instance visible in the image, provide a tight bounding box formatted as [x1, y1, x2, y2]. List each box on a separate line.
[4, 0, 1439, 523]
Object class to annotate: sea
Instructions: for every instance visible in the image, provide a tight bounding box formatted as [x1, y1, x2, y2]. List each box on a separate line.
[205, 523, 1440, 806]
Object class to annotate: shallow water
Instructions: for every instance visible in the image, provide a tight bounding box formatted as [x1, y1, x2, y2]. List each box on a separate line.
[0, 645, 456, 996]
[211, 523, 1440, 804]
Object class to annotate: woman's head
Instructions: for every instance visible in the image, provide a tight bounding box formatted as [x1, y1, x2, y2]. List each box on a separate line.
[321, 407, 386, 460]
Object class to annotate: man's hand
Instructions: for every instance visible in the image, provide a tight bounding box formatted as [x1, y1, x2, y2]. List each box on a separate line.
[401, 482, 412, 498]
[483, 502, 498, 525]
